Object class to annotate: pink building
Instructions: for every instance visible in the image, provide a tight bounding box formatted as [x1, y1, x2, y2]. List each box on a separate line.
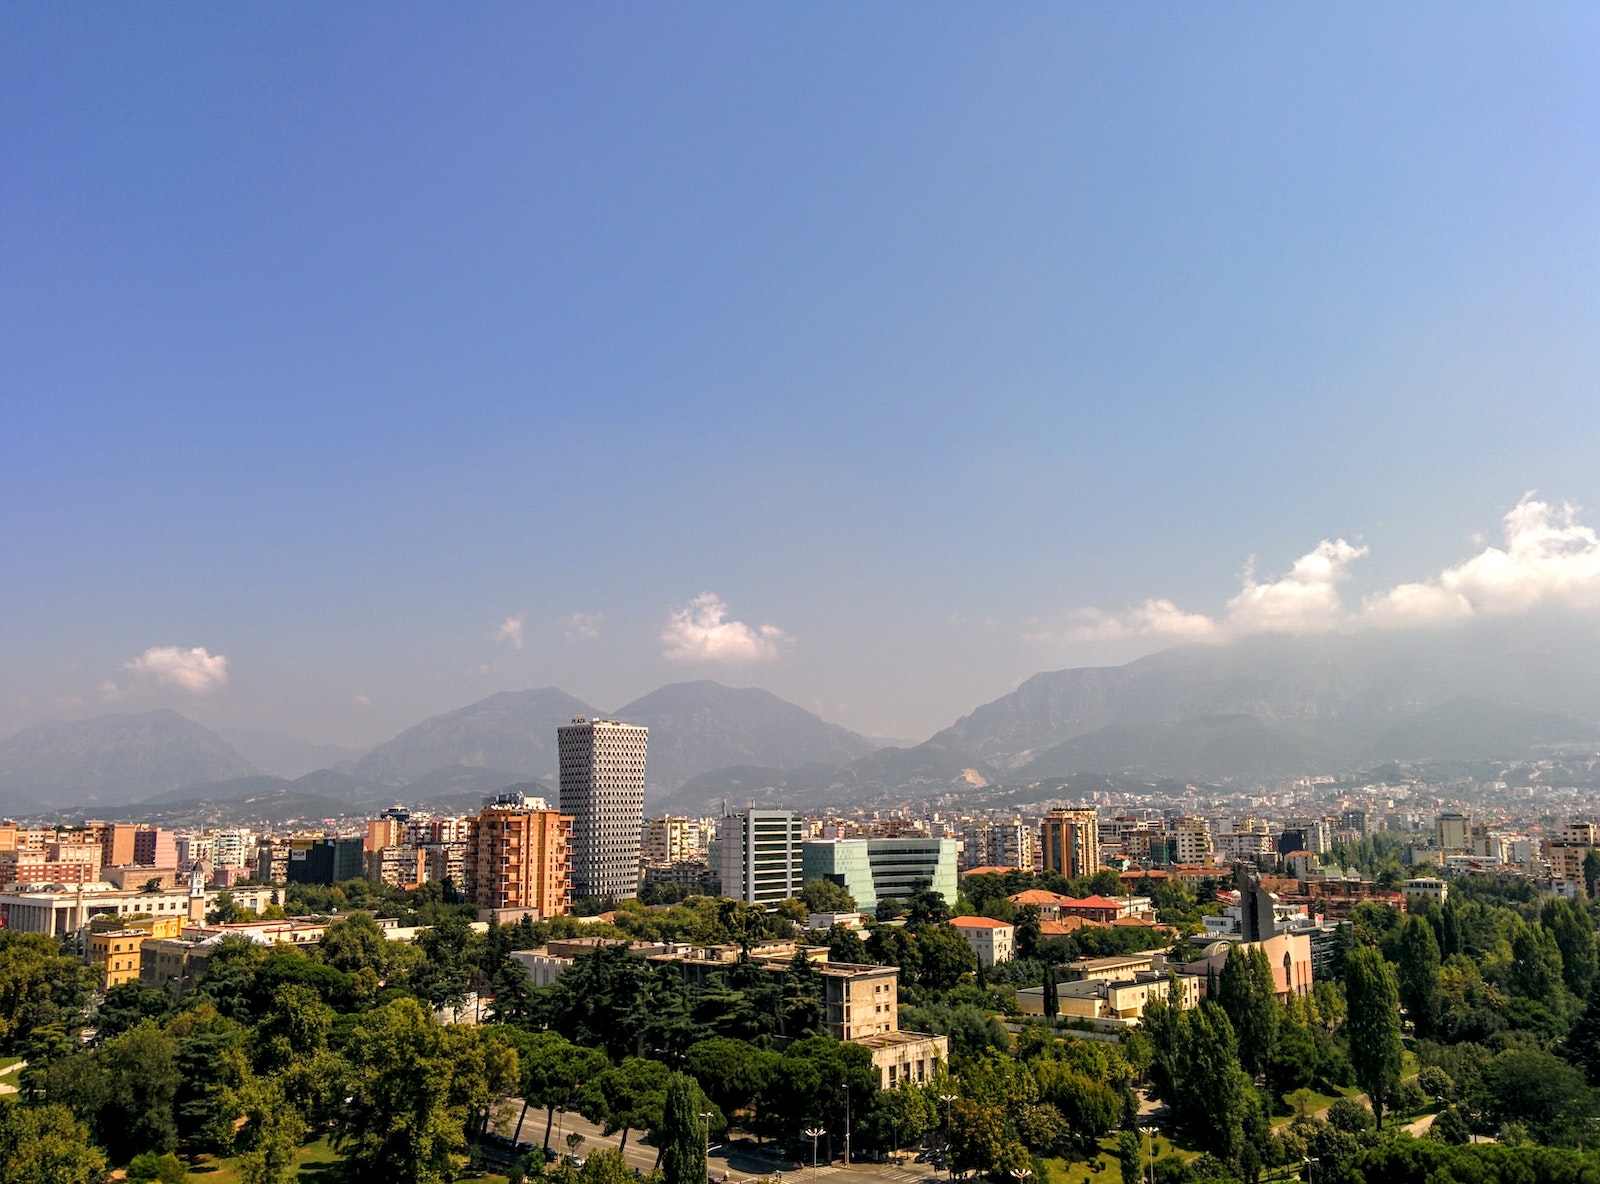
[134, 827, 178, 867]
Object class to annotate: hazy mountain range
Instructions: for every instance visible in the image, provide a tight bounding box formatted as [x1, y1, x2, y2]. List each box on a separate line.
[3, 618, 1599, 818]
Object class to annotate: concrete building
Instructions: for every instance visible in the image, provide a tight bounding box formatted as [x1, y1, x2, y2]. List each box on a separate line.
[134, 827, 177, 867]
[801, 837, 959, 915]
[1402, 877, 1449, 906]
[643, 817, 708, 864]
[212, 829, 255, 868]
[719, 809, 803, 906]
[959, 820, 1035, 871]
[1041, 810, 1100, 879]
[559, 718, 648, 901]
[464, 793, 573, 921]
[0, 883, 279, 937]
[1019, 970, 1201, 1023]
[1435, 812, 1471, 852]
[88, 915, 184, 988]
[175, 834, 215, 866]
[856, 1030, 949, 1088]
[1170, 817, 1213, 865]
[0, 843, 101, 887]
[948, 915, 1014, 966]
[1184, 931, 1314, 999]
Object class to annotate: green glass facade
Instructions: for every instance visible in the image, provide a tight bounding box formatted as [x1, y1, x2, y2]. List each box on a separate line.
[801, 837, 958, 914]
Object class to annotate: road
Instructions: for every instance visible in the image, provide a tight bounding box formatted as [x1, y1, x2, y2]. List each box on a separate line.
[498, 1103, 950, 1184]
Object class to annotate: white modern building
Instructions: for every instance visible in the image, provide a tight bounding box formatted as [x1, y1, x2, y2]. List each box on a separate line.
[559, 718, 648, 901]
[719, 809, 804, 906]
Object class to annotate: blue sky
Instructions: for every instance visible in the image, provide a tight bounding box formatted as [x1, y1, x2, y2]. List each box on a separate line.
[4, 5, 1598, 745]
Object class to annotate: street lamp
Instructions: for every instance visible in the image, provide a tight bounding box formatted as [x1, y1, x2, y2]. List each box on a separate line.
[700, 1112, 714, 1184]
[804, 1128, 825, 1169]
[938, 1094, 958, 1180]
[1140, 1127, 1156, 1184]
[1009, 1170, 1033, 1184]
[1302, 1156, 1320, 1183]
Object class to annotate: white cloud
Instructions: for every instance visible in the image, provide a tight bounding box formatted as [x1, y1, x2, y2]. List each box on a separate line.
[565, 612, 604, 642]
[1041, 495, 1600, 654]
[1056, 598, 1222, 645]
[124, 646, 229, 694]
[354, 694, 373, 707]
[661, 593, 792, 663]
[1225, 539, 1368, 634]
[494, 615, 525, 650]
[1365, 494, 1600, 623]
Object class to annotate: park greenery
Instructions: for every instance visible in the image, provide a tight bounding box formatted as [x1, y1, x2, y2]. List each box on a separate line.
[4, 865, 1600, 1183]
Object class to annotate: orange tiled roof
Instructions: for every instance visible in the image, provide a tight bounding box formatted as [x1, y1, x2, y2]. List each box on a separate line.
[1038, 917, 1107, 935]
[949, 915, 1013, 930]
[1009, 889, 1076, 905]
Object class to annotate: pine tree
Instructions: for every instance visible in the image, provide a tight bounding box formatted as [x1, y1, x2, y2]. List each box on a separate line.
[1043, 964, 1058, 1020]
[1216, 945, 1277, 1077]
[1395, 914, 1441, 1037]
[659, 1073, 708, 1184]
[1344, 948, 1403, 1128]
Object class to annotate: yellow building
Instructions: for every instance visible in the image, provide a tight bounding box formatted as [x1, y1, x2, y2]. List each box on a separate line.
[88, 915, 183, 988]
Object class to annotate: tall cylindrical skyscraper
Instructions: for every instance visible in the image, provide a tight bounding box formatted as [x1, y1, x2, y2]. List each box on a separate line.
[558, 717, 648, 902]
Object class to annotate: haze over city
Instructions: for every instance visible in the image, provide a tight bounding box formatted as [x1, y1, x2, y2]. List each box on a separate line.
[5, 8, 1598, 750]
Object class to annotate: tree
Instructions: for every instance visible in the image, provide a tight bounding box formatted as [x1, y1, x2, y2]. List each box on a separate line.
[659, 1073, 708, 1184]
[780, 950, 825, 1036]
[1181, 1001, 1249, 1164]
[1116, 1128, 1142, 1184]
[1216, 945, 1277, 1077]
[0, 931, 94, 1051]
[684, 1036, 781, 1124]
[876, 897, 905, 922]
[251, 983, 333, 1077]
[1508, 922, 1565, 1003]
[1325, 1097, 1374, 1133]
[916, 925, 979, 992]
[582, 1057, 671, 1151]
[0, 1103, 107, 1184]
[1013, 905, 1042, 960]
[521, 1033, 612, 1153]
[946, 1098, 1007, 1177]
[1483, 1048, 1599, 1144]
[908, 888, 951, 926]
[1042, 964, 1058, 1020]
[338, 996, 488, 1183]
[225, 1074, 304, 1184]
[1586, 850, 1600, 901]
[489, 959, 541, 1026]
[94, 981, 175, 1042]
[1429, 1105, 1472, 1145]
[546, 945, 653, 1061]
[170, 1009, 249, 1151]
[824, 924, 870, 965]
[1344, 947, 1403, 1128]
[1543, 898, 1598, 998]
[319, 911, 393, 978]
[1396, 913, 1442, 1036]
[799, 879, 857, 914]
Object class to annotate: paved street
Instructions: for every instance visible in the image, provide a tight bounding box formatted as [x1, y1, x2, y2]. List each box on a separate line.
[499, 1103, 950, 1184]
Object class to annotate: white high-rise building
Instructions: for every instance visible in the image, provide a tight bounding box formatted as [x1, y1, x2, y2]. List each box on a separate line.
[719, 809, 804, 905]
[211, 829, 256, 868]
[559, 718, 648, 902]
